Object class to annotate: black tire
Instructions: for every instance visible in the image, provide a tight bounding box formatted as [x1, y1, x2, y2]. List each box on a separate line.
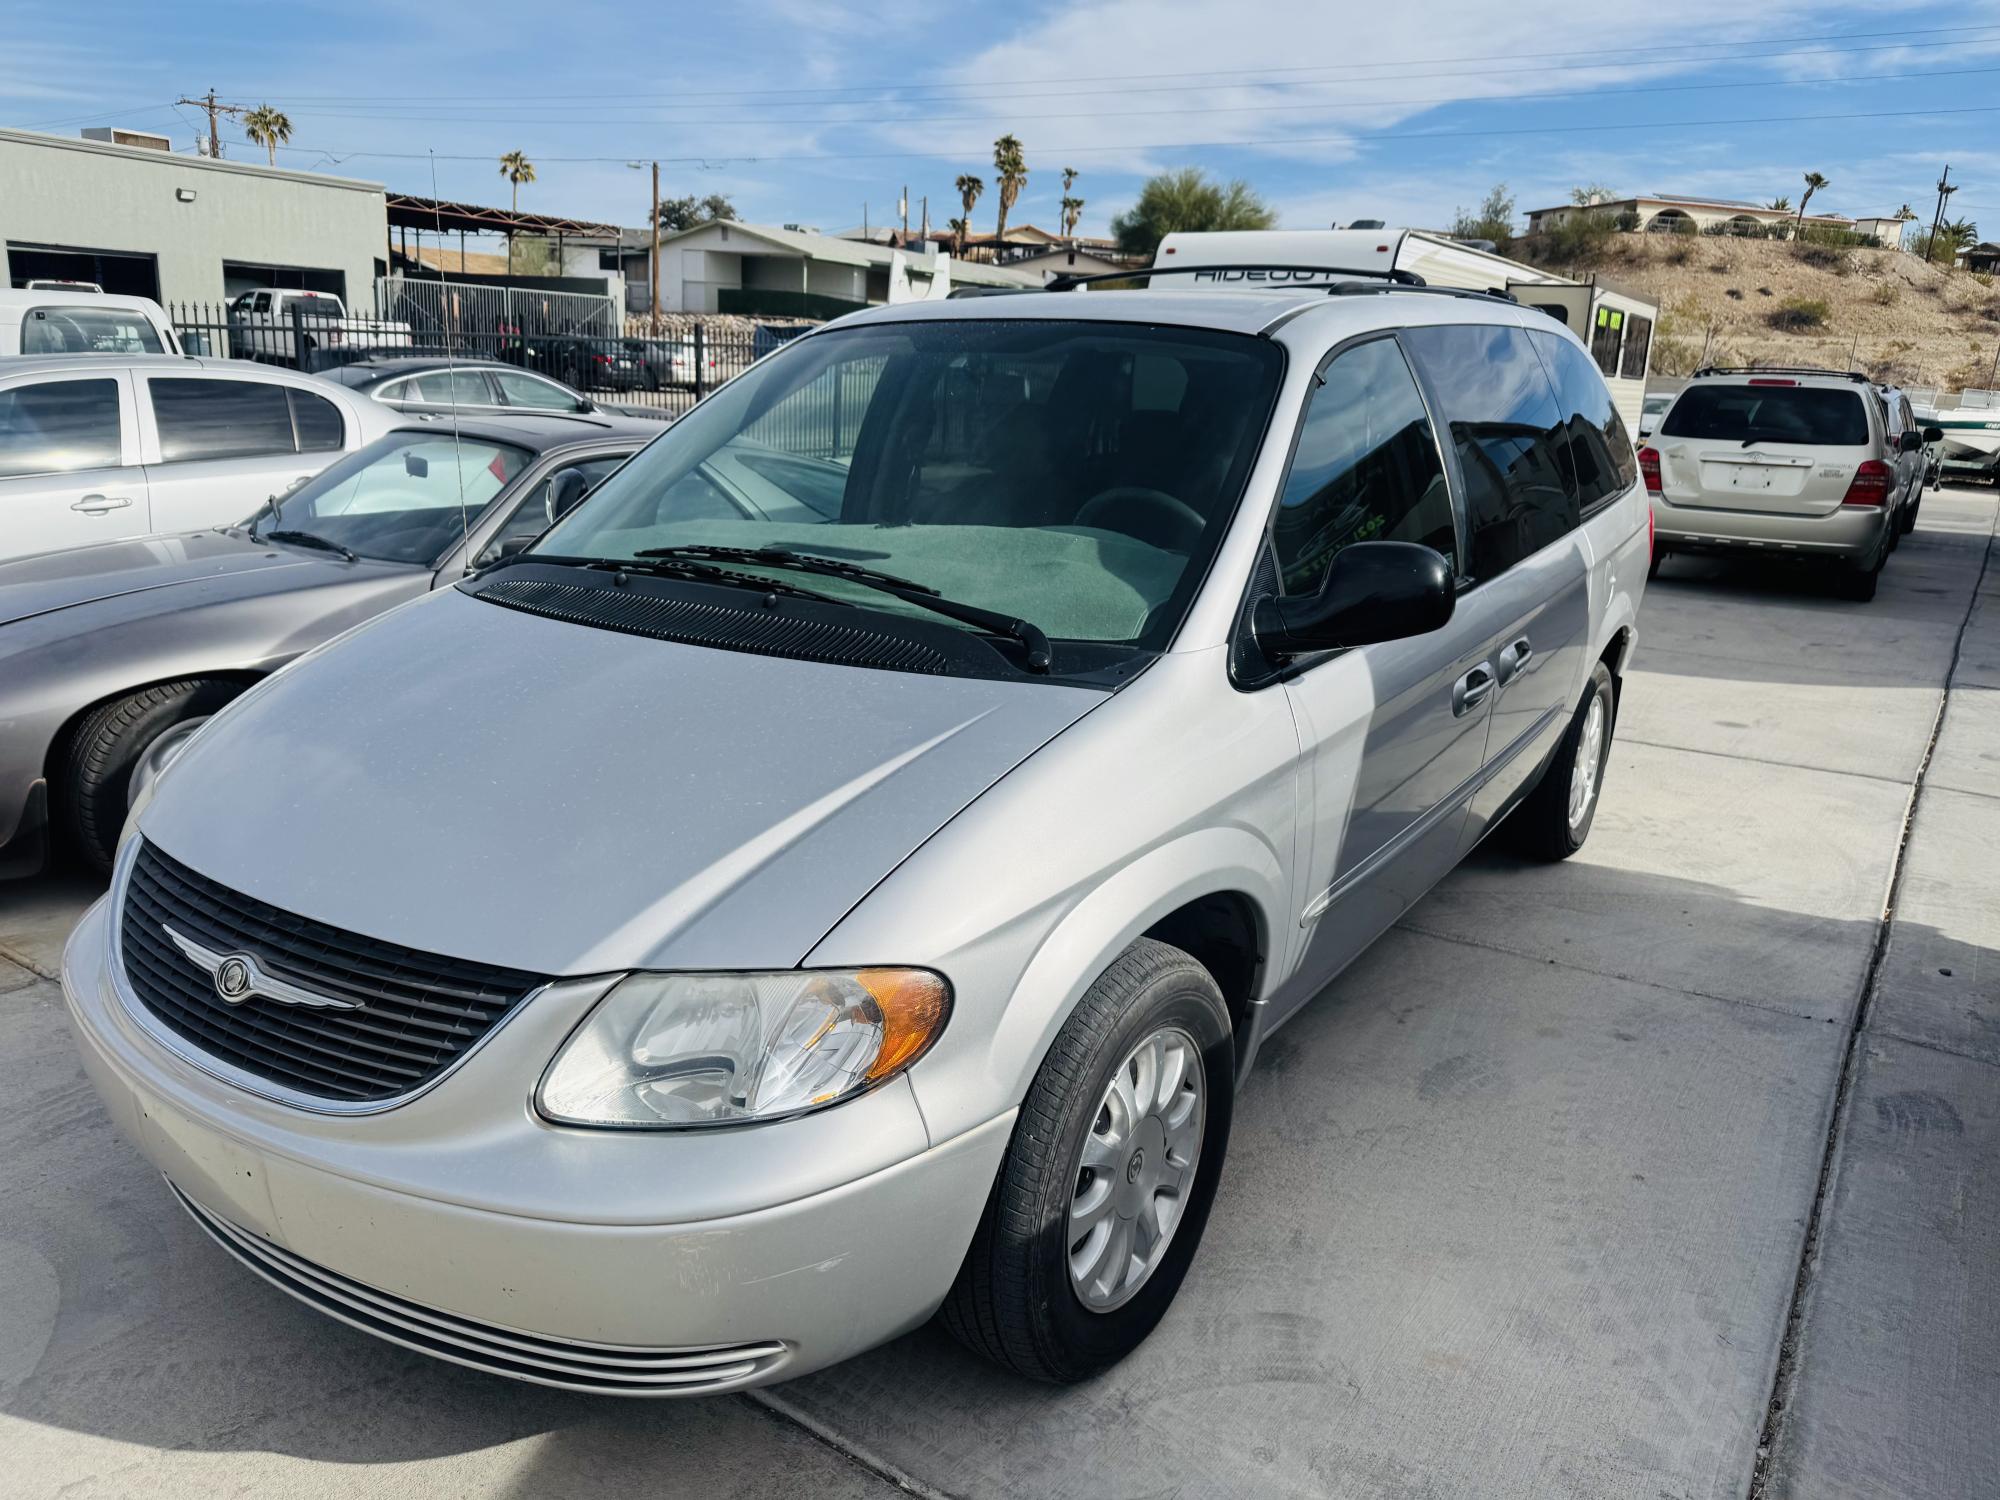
[1647, 547, 1665, 580]
[1900, 496, 1921, 535]
[61, 679, 243, 874]
[1508, 661, 1617, 861]
[1840, 556, 1881, 602]
[940, 938, 1235, 1383]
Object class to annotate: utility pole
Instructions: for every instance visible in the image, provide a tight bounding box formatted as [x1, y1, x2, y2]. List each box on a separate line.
[1927, 164, 1954, 259]
[901, 185, 909, 238]
[176, 88, 245, 158]
[651, 161, 661, 336]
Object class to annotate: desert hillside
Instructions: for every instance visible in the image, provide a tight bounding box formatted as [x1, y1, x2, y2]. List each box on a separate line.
[1516, 232, 2000, 391]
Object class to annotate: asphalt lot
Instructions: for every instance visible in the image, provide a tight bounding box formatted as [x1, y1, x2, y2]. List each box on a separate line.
[3, 487, 1995, 1499]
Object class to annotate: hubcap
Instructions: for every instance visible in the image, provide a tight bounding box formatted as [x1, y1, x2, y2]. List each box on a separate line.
[1567, 691, 1607, 830]
[1067, 1024, 1205, 1312]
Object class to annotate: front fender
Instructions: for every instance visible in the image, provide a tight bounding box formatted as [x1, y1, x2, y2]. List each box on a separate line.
[806, 646, 1302, 1145]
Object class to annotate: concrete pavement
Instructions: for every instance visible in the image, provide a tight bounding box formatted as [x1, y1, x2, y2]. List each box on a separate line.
[1, 488, 1994, 1498]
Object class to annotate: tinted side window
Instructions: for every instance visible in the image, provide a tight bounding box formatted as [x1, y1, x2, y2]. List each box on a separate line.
[290, 389, 345, 452]
[1402, 325, 1577, 581]
[151, 379, 295, 461]
[411, 370, 495, 407]
[0, 379, 122, 478]
[1272, 337, 1455, 594]
[1530, 330, 1639, 511]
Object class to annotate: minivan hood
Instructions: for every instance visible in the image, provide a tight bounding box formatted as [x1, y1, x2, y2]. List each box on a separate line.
[138, 586, 1103, 975]
[0, 530, 321, 628]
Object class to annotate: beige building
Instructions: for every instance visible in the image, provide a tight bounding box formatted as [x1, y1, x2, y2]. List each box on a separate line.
[0, 126, 389, 304]
[1525, 194, 1894, 242]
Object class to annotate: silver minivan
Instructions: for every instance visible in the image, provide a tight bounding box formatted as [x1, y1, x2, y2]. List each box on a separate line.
[63, 266, 1648, 1393]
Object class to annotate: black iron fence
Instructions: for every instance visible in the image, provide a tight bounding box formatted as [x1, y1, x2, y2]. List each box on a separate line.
[168, 293, 814, 420]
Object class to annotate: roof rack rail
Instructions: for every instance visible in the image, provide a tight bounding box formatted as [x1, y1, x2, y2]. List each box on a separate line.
[1042, 262, 1425, 292]
[1692, 365, 1870, 383]
[1320, 281, 1518, 306]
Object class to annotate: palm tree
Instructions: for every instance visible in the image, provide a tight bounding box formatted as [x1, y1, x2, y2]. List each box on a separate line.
[242, 104, 292, 167]
[992, 134, 1028, 247]
[499, 151, 537, 273]
[1060, 166, 1083, 237]
[1796, 172, 1829, 236]
[953, 174, 984, 256]
[1767, 196, 1791, 212]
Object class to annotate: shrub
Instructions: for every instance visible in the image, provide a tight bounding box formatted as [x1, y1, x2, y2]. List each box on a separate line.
[1726, 287, 1745, 300]
[1758, 286, 1774, 296]
[1973, 271, 1994, 288]
[1793, 239, 1852, 274]
[1769, 298, 1831, 331]
[1614, 209, 1641, 232]
[1529, 210, 1620, 266]
[1872, 282, 1899, 307]
[1661, 238, 1694, 266]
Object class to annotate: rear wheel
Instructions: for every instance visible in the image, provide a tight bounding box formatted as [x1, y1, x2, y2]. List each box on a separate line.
[1900, 495, 1922, 535]
[1647, 547, 1666, 580]
[61, 679, 243, 874]
[1509, 662, 1616, 861]
[940, 939, 1234, 1383]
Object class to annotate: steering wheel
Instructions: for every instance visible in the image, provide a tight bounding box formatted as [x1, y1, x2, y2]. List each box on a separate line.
[1072, 487, 1206, 552]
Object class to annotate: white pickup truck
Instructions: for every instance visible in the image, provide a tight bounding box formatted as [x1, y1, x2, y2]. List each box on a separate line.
[227, 289, 413, 368]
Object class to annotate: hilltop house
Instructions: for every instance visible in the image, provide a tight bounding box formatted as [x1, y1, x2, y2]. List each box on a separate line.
[1525, 194, 1897, 243]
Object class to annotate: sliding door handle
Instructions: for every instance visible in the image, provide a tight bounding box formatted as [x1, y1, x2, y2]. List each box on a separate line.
[1496, 635, 1533, 683]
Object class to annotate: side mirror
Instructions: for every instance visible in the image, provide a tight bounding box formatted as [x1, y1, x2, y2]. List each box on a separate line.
[1923, 425, 1944, 444]
[1898, 430, 1925, 453]
[545, 468, 592, 524]
[1252, 542, 1455, 658]
[404, 452, 429, 478]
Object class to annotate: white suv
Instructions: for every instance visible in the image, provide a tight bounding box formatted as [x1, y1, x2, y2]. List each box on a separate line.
[1641, 367, 1929, 601]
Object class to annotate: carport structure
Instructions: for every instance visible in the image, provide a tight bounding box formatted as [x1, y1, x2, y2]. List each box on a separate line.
[384, 193, 621, 281]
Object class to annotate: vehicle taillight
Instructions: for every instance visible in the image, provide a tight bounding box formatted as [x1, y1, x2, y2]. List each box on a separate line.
[1638, 445, 1663, 494]
[1842, 459, 1892, 507]
[1748, 378, 1798, 386]
[1647, 503, 1655, 558]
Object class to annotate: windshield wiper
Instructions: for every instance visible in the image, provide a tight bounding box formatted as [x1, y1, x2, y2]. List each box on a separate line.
[634, 545, 1053, 673]
[263, 529, 357, 563]
[500, 551, 840, 603]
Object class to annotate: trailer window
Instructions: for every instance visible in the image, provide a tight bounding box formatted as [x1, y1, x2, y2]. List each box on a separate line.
[1619, 316, 1653, 380]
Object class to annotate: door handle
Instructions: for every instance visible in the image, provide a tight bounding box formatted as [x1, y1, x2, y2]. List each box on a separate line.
[70, 493, 134, 514]
[1452, 664, 1495, 717]
[1496, 635, 1533, 683]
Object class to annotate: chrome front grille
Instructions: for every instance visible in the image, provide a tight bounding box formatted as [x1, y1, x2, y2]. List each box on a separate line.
[173, 1186, 789, 1395]
[120, 840, 549, 1103]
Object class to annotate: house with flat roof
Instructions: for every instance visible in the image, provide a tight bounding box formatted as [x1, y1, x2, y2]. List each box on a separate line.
[1525, 194, 1891, 242]
[658, 220, 1038, 316]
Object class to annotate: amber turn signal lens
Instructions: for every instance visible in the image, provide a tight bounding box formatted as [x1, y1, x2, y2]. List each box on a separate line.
[857, 968, 953, 1081]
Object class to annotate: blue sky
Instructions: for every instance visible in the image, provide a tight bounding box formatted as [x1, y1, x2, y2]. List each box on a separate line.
[8, 0, 2000, 246]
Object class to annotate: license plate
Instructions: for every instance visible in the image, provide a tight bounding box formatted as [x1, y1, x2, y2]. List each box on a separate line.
[1726, 467, 1776, 490]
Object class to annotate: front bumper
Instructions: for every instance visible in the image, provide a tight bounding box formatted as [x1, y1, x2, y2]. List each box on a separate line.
[60, 895, 1013, 1395]
[1651, 495, 1889, 560]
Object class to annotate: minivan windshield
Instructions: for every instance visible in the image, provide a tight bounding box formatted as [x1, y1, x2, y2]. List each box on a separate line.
[1661, 384, 1869, 446]
[241, 430, 529, 564]
[536, 319, 1285, 652]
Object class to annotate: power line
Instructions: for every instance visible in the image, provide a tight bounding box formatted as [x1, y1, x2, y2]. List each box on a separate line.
[246, 22, 2000, 105]
[263, 101, 2000, 167]
[254, 63, 2000, 130]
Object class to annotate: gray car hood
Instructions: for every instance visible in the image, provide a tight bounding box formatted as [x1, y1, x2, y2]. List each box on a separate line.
[0, 531, 324, 628]
[139, 585, 1102, 975]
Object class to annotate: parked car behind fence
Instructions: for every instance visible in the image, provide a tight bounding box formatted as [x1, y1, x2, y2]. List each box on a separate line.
[170, 297, 811, 420]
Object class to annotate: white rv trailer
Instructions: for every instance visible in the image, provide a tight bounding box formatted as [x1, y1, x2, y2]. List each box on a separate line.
[1149, 228, 1657, 432]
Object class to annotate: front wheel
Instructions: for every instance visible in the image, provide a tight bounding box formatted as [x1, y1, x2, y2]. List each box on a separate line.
[1508, 661, 1616, 861]
[61, 679, 243, 873]
[940, 939, 1234, 1383]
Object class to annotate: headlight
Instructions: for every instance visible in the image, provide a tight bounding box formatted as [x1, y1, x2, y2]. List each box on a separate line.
[537, 968, 951, 1128]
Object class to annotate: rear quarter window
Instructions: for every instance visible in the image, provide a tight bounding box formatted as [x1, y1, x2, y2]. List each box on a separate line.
[1661, 385, 1870, 446]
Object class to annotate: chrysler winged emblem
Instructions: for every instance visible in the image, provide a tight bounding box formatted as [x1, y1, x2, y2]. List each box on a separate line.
[162, 925, 363, 1010]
